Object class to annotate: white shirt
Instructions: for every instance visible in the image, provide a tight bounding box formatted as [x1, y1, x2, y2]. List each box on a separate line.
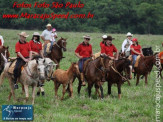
[50, 32, 57, 42]
[41, 29, 52, 41]
[122, 38, 133, 52]
[0, 35, 4, 46]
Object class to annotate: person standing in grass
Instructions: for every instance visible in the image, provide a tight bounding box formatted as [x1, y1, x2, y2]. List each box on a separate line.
[121, 32, 133, 57]
[14, 32, 32, 89]
[130, 38, 144, 72]
[29, 32, 44, 59]
[0, 34, 4, 48]
[101, 36, 119, 60]
[75, 35, 93, 86]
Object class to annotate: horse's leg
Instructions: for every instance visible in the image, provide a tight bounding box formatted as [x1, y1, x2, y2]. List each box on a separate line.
[37, 87, 41, 96]
[9, 78, 16, 102]
[117, 83, 121, 99]
[88, 82, 93, 98]
[0, 71, 5, 87]
[61, 84, 66, 100]
[99, 83, 104, 99]
[54, 81, 60, 98]
[136, 74, 140, 86]
[69, 81, 73, 98]
[32, 86, 36, 105]
[77, 76, 82, 95]
[24, 85, 29, 103]
[145, 74, 148, 86]
[94, 83, 100, 98]
[21, 84, 25, 95]
[108, 82, 112, 97]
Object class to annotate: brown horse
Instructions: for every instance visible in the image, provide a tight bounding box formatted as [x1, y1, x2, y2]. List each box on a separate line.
[0, 46, 10, 75]
[134, 55, 156, 86]
[106, 58, 132, 99]
[46, 37, 67, 69]
[80, 56, 112, 98]
[52, 62, 80, 100]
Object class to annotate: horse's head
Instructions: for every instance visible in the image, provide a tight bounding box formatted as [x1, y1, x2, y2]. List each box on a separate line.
[56, 37, 67, 52]
[36, 58, 47, 80]
[142, 47, 153, 56]
[44, 58, 57, 80]
[0, 46, 10, 59]
[121, 58, 132, 80]
[99, 54, 112, 72]
[71, 62, 80, 76]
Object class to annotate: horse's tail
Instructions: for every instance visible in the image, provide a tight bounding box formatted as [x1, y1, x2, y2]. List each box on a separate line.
[0, 71, 5, 87]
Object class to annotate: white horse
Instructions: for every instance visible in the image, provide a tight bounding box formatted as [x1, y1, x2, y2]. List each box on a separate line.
[0, 58, 47, 104]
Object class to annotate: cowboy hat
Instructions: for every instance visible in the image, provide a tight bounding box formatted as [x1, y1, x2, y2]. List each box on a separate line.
[52, 28, 56, 32]
[46, 23, 52, 27]
[132, 38, 138, 42]
[33, 32, 40, 36]
[83, 35, 91, 39]
[18, 32, 29, 38]
[102, 35, 107, 39]
[107, 36, 115, 41]
[126, 32, 133, 37]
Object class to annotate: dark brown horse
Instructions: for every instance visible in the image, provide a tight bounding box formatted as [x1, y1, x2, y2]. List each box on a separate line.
[106, 58, 132, 99]
[80, 56, 112, 98]
[46, 37, 67, 69]
[0, 46, 10, 75]
[134, 55, 156, 86]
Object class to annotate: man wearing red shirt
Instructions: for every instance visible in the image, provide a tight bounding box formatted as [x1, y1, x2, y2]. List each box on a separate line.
[100, 35, 108, 50]
[130, 38, 144, 72]
[75, 35, 93, 86]
[13, 32, 32, 89]
[101, 36, 119, 60]
[29, 32, 44, 58]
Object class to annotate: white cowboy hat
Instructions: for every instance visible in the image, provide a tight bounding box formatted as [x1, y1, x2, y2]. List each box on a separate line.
[126, 32, 133, 37]
[46, 23, 52, 27]
[18, 32, 29, 38]
[33, 32, 40, 36]
[102, 35, 107, 39]
[83, 35, 91, 39]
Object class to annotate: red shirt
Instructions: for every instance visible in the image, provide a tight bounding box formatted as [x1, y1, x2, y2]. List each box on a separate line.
[15, 41, 31, 58]
[130, 44, 141, 55]
[29, 40, 42, 53]
[75, 43, 92, 58]
[100, 41, 105, 49]
[101, 44, 117, 57]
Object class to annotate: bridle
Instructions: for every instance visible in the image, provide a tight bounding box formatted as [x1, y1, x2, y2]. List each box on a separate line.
[55, 40, 66, 50]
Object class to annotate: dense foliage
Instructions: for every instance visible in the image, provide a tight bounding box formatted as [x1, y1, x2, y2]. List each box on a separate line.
[0, 0, 163, 34]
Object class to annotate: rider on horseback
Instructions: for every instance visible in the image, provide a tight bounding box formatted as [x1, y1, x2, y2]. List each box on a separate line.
[14, 32, 32, 89]
[29, 32, 44, 59]
[75, 35, 93, 86]
[130, 38, 144, 72]
[101, 36, 119, 60]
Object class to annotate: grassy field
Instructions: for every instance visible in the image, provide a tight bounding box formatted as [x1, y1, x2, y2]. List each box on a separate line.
[0, 29, 163, 122]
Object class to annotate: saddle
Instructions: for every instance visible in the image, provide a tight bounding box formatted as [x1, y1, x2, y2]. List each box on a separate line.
[134, 55, 141, 67]
[8, 58, 24, 74]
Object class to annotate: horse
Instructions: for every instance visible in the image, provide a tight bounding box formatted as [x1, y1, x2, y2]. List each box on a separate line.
[142, 47, 153, 56]
[36, 58, 57, 96]
[106, 58, 132, 99]
[0, 58, 47, 104]
[0, 46, 10, 75]
[134, 55, 156, 86]
[77, 56, 112, 98]
[46, 37, 67, 69]
[52, 62, 80, 100]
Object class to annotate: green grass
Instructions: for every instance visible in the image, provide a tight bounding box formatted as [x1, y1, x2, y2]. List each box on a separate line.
[0, 29, 163, 122]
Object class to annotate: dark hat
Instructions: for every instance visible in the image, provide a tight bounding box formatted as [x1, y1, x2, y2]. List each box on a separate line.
[106, 36, 115, 41]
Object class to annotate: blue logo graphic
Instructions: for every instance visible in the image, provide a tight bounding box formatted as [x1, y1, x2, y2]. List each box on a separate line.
[2, 105, 33, 121]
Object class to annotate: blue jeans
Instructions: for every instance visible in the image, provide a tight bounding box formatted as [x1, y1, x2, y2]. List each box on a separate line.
[132, 55, 138, 67]
[50, 41, 55, 50]
[78, 57, 90, 73]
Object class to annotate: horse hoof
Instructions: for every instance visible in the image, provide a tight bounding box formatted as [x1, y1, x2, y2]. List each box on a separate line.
[41, 92, 45, 96]
[37, 92, 40, 96]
